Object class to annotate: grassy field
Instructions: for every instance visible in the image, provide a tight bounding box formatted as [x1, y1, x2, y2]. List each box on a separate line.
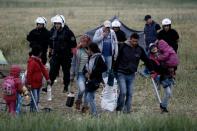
[0, 113, 196, 131]
[0, 0, 197, 130]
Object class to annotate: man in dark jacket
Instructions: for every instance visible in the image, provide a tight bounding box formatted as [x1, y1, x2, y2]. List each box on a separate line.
[157, 18, 179, 53]
[144, 15, 161, 51]
[115, 33, 152, 113]
[27, 17, 51, 65]
[49, 15, 77, 92]
[141, 15, 161, 77]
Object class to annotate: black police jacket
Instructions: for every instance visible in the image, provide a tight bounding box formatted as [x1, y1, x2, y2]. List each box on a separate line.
[27, 27, 51, 52]
[50, 26, 77, 57]
[115, 30, 127, 43]
[157, 29, 179, 52]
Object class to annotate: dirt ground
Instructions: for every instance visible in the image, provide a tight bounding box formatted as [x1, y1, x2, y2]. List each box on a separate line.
[0, 71, 196, 117]
[0, 70, 100, 112]
[0, 71, 160, 115]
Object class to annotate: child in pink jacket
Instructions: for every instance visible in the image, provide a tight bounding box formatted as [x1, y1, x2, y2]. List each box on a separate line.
[2, 65, 23, 116]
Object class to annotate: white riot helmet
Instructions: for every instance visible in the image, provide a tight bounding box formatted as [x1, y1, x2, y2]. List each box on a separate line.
[52, 15, 64, 27]
[59, 15, 65, 24]
[162, 18, 171, 26]
[35, 17, 47, 26]
[112, 20, 121, 27]
[51, 16, 55, 23]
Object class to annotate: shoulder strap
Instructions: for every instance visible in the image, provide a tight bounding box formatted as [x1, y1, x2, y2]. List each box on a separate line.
[91, 54, 102, 72]
[94, 55, 100, 67]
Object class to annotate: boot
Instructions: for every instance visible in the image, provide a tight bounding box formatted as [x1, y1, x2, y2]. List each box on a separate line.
[75, 100, 82, 110]
[81, 105, 89, 113]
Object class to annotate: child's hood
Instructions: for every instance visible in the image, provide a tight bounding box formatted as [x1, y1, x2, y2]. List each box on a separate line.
[10, 65, 21, 78]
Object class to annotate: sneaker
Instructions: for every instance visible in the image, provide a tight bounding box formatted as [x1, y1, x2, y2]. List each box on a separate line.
[160, 104, 169, 113]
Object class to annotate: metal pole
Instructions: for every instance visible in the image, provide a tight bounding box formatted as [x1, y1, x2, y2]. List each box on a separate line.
[151, 77, 162, 104]
[30, 90, 39, 112]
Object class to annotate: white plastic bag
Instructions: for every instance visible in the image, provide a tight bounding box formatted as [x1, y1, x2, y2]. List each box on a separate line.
[101, 82, 118, 112]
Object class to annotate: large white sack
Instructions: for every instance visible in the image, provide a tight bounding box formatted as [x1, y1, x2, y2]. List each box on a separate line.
[101, 83, 118, 112]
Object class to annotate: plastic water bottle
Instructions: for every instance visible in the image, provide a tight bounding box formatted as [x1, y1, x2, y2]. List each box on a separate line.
[47, 85, 52, 101]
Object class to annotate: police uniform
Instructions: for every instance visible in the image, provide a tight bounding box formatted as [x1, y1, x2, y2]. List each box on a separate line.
[49, 26, 77, 91]
[27, 27, 51, 65]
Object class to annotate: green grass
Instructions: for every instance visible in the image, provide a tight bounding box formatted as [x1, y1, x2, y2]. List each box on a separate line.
[0, 0, 197, 8]
[0, 113, 196, 131]
[0, 0, 196, 130]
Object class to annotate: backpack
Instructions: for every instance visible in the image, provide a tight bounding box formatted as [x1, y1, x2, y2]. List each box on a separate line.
[1, 76, 16, 96]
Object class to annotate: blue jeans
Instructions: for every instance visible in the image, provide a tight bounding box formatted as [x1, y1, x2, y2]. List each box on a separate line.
[16, 93, 23, 115]
[30, 88, 40, 112]
[86, 91, 97, 116]
[117, 73, 135, 113]
[103, 56, 112, 78]
[76, 72, 88, 105]
[161, 86, 173, 108]
[161, 78, 174, 88]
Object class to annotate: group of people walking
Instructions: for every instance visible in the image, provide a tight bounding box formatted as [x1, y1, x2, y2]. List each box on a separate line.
[1, 14, 179, 116]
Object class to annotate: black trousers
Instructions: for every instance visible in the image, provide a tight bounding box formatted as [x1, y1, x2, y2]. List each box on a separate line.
[41, 51, 47, 65]
[49, 55, 71, 90]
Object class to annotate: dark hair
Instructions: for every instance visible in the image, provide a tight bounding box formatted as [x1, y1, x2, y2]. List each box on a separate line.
[130, 33, 139, 39]
[144, 15, 151, 21]
[88, 43, 101, 53]
[30, 45, 41, 56]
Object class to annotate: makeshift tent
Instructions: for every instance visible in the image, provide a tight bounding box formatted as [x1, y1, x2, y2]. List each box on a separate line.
[0, 49, 8, 65]
[0, 49, 8, 78]
[85, 16, 145, 49]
